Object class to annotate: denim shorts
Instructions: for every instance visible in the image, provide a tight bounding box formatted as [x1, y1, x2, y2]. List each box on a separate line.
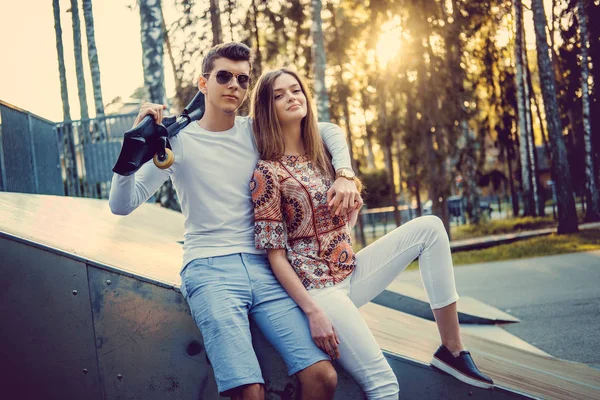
[179, 253, 329, 394]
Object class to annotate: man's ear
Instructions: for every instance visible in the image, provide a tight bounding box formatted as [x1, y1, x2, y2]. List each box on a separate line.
[198, 75, 208, 95]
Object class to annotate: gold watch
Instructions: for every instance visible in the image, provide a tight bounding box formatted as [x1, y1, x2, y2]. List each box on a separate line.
[335, 169, 356, 181]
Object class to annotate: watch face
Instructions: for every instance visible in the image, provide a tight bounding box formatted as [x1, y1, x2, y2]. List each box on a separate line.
[338, 170, 355, 179]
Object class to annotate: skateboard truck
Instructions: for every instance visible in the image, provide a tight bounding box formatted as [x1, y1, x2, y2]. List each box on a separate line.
[112, 91, 205, 176]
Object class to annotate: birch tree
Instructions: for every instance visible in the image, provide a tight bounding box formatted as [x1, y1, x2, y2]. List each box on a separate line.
[69, 0, 89, 121]
[531, 0, 578, 233]
[139, 0, 178, 211]
[82, 0, 104, 118]
[577, 0, 600, 221]
[311, 0, 331, 121]
[53, 0, 71, 122]
[514, 0, 535, 216]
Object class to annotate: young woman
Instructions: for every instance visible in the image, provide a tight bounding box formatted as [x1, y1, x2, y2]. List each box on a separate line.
[249, 68, 494, 399]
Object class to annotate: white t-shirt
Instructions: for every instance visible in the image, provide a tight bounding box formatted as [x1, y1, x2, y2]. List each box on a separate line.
[108, 116, 353, 270]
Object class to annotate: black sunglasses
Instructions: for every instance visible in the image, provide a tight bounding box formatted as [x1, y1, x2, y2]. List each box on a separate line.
[203, 70, 251, 90]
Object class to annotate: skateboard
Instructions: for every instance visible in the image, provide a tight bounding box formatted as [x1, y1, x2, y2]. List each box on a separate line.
[112, 91, 205, 176]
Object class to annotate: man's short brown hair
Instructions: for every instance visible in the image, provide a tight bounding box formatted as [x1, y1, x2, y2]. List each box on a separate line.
[202, 42, 253, 74]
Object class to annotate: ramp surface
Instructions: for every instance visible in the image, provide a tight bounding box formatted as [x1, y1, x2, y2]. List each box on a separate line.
[1, 193, 598, 400]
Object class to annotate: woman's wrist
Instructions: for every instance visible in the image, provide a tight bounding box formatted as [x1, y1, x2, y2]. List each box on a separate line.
[303, 304, 323, 317]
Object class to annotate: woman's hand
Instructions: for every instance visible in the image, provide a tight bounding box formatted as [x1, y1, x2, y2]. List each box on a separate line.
[347, 208, 359, 229]
[327, 177, 363, 216]
[306, 308, 340, 360]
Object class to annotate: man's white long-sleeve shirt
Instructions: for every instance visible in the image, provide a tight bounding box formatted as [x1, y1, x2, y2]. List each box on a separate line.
[109, 116, 352, 270]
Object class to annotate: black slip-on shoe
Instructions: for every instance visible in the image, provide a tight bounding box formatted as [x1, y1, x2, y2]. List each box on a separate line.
[430, 345, 494, 389]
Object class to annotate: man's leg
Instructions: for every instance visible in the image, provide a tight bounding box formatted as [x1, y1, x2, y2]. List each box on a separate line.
[296, 361, 338, 400]
[242, 253, 337, 400]
[225, 383, 264, 400]
[180, 256, 265, 397]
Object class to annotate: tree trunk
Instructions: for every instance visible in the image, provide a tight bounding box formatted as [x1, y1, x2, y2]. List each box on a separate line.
[523, 46, 544, 216]
[531, 0, 578, 233]
[514, 0, 534, 216]
[251, 0, 262, 79]
[53, 0, 71, 122]
[414, 178, 422, 217]
[577, 0, 600, 221]
[384, 136, 401, 226]
[209, 0, 223, 46]
[82, 0, 104, 119]
[505, 146, 519, 217]
[69, 0, 89, 121]
[522, 47, 539, 216]
[139, 0, 178, 212]
[360, 93, 376, 170]
[525, 47, 551, 217]
[395, 134, 404, 202]
[139, 0, 166, 104]
[311, 0, 330, 121]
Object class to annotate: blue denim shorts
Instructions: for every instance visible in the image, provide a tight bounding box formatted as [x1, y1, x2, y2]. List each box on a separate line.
[179, 253, 328, 394]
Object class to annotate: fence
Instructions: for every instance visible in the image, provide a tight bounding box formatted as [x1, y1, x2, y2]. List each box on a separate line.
[0, 101, 63, 195]
[0, 100, 136, 199]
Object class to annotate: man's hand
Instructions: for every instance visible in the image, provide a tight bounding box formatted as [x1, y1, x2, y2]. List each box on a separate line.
[327, 176, 363, 216]
[133, 103, 167, 127]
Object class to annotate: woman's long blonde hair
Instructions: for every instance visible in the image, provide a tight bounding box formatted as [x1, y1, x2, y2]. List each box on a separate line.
[250, 68, 335, 179]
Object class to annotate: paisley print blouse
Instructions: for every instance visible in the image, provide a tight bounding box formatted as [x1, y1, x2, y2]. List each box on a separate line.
[251, 155, 355, 290]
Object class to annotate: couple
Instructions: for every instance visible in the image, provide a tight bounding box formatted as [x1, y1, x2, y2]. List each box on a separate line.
[109, 42, 493, 399]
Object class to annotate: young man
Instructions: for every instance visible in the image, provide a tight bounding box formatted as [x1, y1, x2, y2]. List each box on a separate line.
[109, 42, 362, 400]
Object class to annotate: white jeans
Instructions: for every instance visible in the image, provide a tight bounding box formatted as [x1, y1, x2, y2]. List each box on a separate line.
[309, 216, 460, 399]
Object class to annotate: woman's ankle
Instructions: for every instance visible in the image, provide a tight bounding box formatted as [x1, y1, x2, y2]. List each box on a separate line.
[442, 342, 465, 357]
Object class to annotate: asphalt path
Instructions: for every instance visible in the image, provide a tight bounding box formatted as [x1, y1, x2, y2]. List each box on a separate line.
[393, 250, 600, 367]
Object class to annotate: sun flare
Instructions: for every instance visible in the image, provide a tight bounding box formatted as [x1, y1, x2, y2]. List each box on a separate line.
[376, 16, 404, 68]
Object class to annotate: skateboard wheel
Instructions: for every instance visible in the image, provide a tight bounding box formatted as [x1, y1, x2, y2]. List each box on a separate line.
[153, 148, 175, 169]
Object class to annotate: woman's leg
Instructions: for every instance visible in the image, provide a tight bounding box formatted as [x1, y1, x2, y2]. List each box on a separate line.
[351, 215, 462, 349]
[350, 215, 459, 314]
[350, 215, 493, 388]
[310, 282, 399, 400]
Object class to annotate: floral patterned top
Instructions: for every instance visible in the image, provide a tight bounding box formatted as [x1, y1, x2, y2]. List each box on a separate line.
[251, 155, 356, 290]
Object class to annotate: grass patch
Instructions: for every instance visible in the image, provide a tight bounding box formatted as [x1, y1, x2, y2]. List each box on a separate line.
[451, 228, 600, 266]
[449, 216, 558, 241]
[398, 229, 600, 270]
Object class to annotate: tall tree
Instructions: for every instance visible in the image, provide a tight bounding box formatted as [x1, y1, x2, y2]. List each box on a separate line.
[311, 0, 331, 121]
[139, 0, 166, 105]
[139, 0, 178, 211]
[513, 0, 535, 216]
[531, 0, 578, 233]
[69, 0, 89, 121]
[210, 0, 223, 45]
[250, 0, 262, 79]
[522, 46, 543, 216]
[82, 0, 104, 119]
[577, 0, 600, 221]
[53, 0, 71, 121]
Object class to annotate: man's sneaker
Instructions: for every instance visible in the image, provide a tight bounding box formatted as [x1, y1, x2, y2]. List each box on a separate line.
[430, 345, 494, 389]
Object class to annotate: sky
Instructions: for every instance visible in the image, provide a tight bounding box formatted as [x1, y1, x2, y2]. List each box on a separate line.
[0, 0, 544, 123]
[0, 0, 177, 122]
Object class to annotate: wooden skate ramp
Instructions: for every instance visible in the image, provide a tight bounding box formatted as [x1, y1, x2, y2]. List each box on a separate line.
[1, 192, 598, 400]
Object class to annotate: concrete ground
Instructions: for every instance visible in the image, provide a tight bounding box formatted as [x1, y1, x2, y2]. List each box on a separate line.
[393, 250, 600, 367]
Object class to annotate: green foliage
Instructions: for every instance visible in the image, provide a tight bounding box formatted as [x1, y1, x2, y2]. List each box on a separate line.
[360, 169, 393, 208]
